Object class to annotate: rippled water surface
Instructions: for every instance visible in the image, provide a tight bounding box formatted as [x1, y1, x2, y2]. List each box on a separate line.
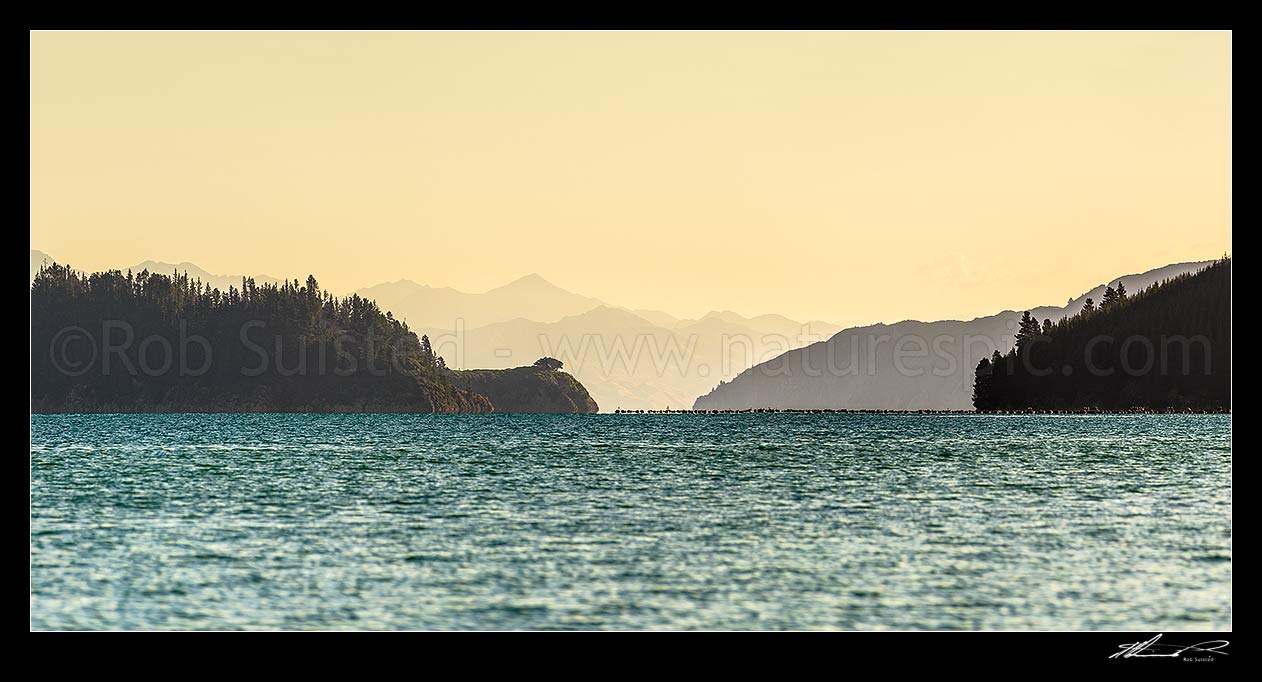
[30, 414, 1231, 630]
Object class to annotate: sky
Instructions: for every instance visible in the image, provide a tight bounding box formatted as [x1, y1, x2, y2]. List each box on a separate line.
[30, 31, 1231, 326]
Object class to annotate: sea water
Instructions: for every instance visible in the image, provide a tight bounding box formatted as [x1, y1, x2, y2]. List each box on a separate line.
[30, 413, 1231, 630]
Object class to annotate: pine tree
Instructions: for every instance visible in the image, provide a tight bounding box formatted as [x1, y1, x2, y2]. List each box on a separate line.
[420, 334, 434, 367]
[1015, 310, 1041, 354]
[1101, 285, 1118, 309]
[1081, 297, 1096, 315]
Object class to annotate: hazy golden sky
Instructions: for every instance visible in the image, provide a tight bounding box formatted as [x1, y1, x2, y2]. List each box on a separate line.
[31, 31, 1230, 325]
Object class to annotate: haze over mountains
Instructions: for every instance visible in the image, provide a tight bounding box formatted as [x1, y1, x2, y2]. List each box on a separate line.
[30, 249, 1214, 411]
[693, 261, 1215, 411]
[358, 274, 606, 331]
[408, 304, 840, 411]
[30, 250, 842, 411]
[351, 274, 838, 410]
[366, 276, 843, 411]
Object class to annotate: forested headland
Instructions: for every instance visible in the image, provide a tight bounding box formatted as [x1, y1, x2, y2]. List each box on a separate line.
[973, 257, 1230, 412]
[30, 263, 594, 413]
[450, 358, 599, 414]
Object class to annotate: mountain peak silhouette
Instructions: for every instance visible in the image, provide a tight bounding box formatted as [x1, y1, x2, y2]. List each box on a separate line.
[498, 273, 557, 290]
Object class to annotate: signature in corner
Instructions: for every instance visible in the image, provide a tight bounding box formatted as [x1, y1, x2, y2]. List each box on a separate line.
[1110, 634, 1230, 660]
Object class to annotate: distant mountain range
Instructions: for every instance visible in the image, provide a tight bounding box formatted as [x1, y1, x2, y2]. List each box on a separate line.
[357, 274, 606, 331]
[357, 275, 845, 411]
[693, 261, 1215, 411]
[355, 275, 839, 338]
[412, 304, 842, 412]
[31, 249, 1213, 412]
[30, 250, 841, 411]
[365, 272, 848, 409]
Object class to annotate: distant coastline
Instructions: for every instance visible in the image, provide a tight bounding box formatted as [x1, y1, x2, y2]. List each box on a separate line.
[696, 259, 1231, 414]
[30, 259, 1229, 416]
